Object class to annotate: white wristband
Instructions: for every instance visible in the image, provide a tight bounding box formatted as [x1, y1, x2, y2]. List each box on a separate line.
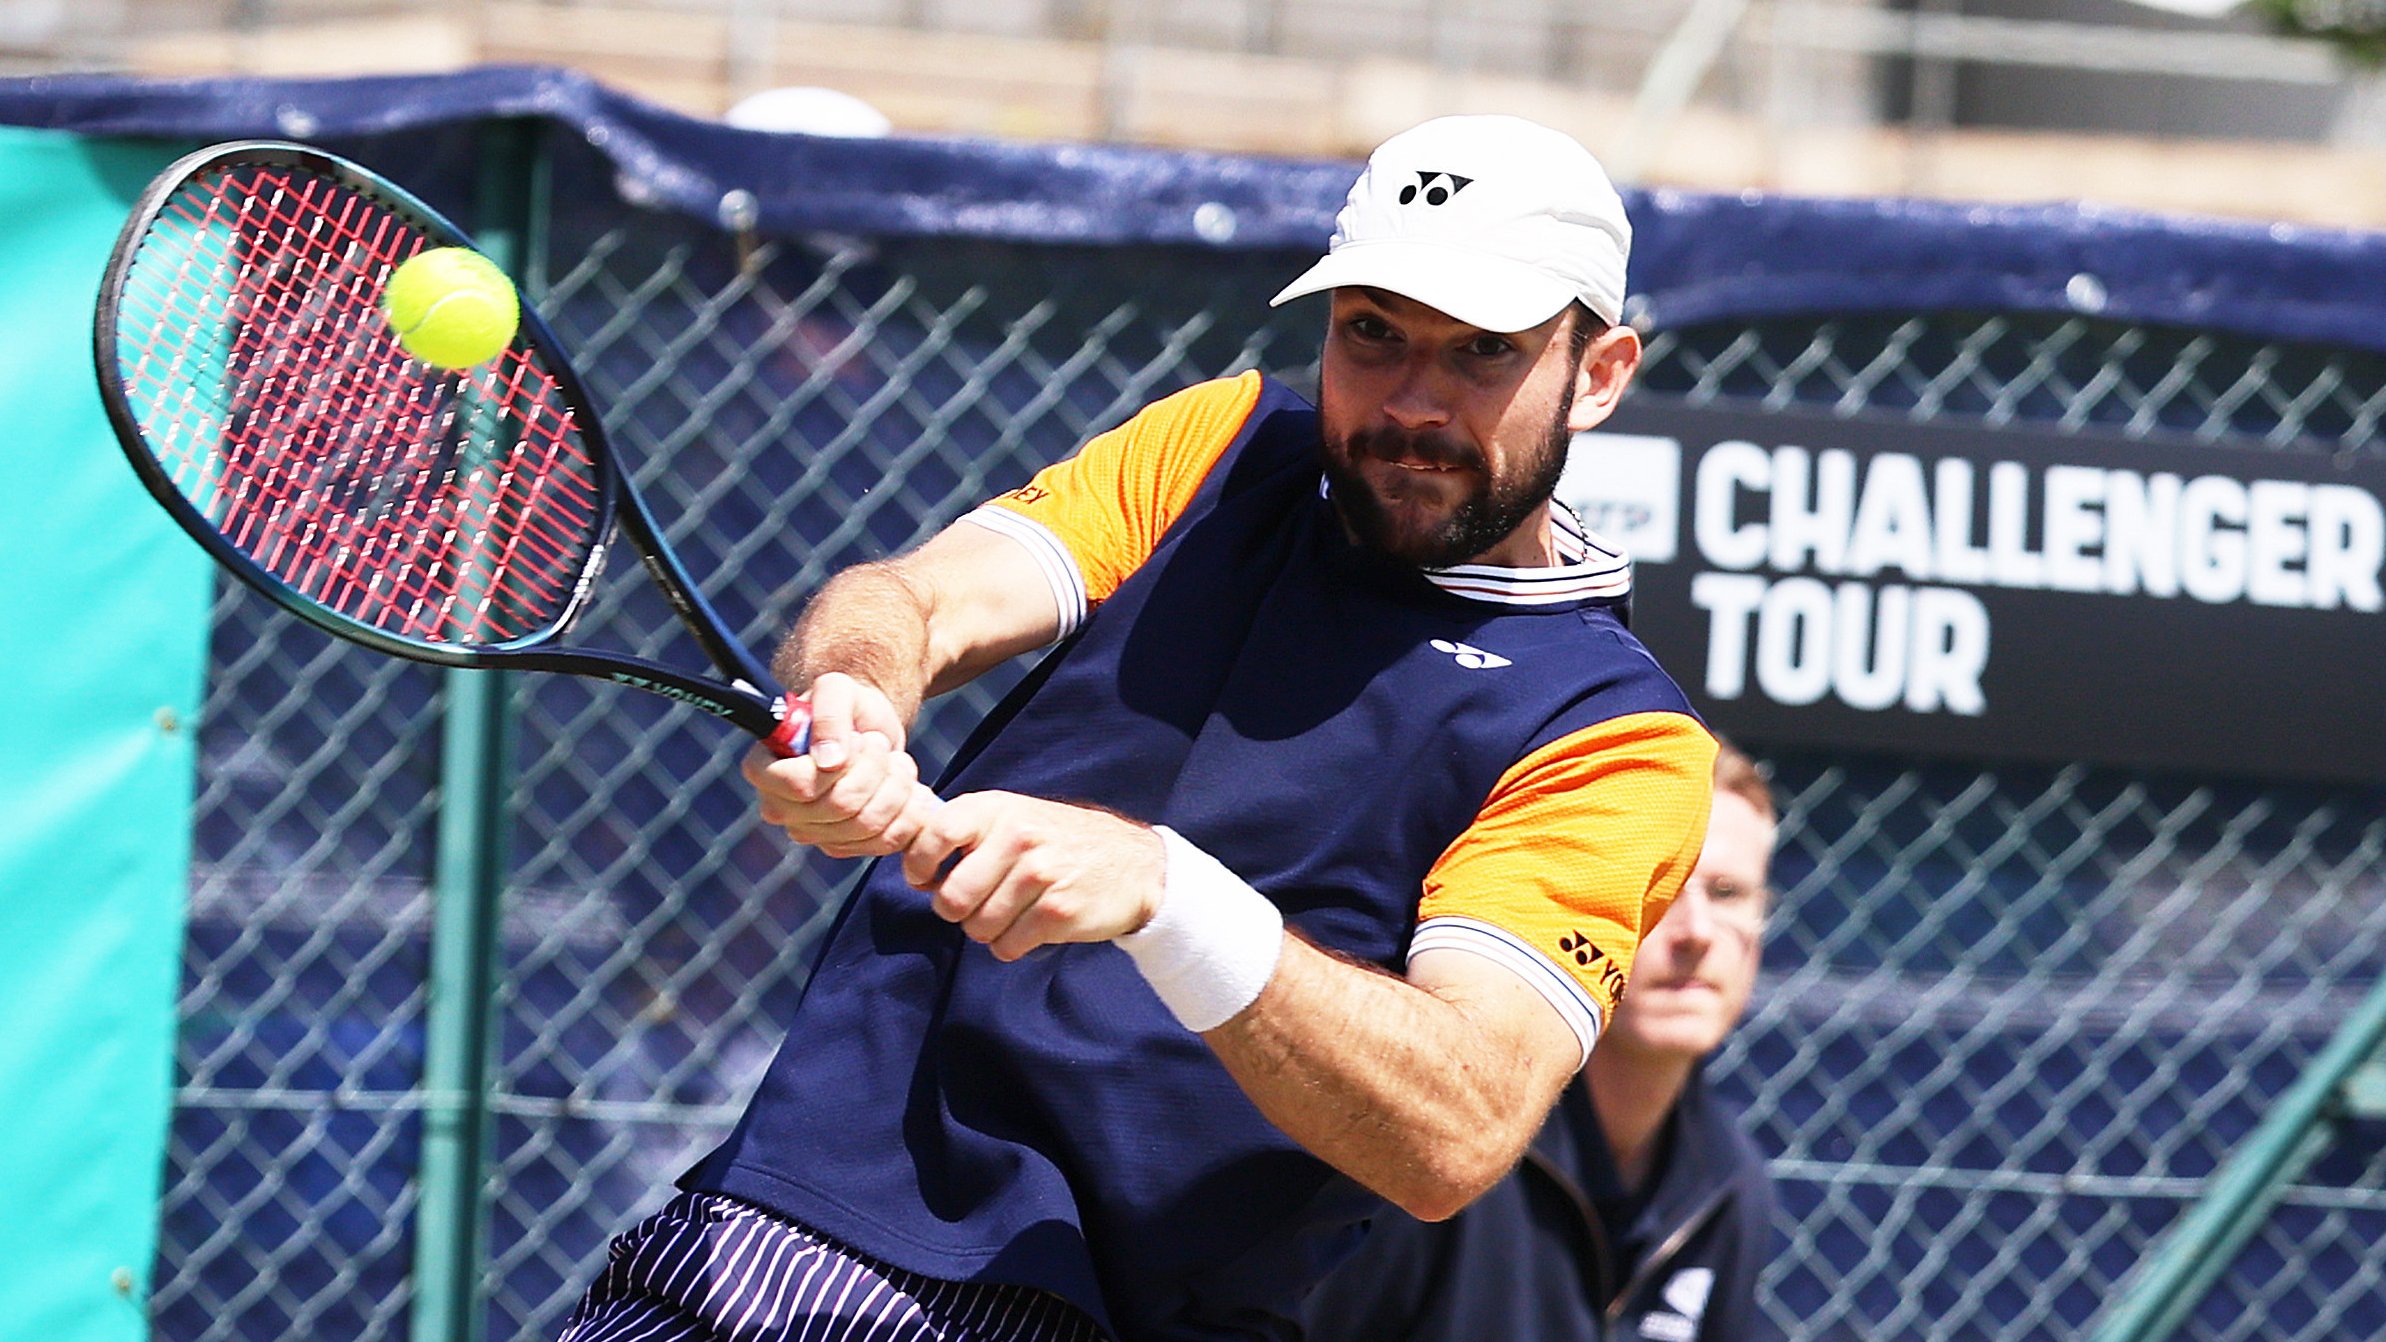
[1115, 826, 1285, 1033]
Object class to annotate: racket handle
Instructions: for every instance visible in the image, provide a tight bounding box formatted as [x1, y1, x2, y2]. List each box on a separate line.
[762, 694, 813, 758]
[759, 695, 942, 823]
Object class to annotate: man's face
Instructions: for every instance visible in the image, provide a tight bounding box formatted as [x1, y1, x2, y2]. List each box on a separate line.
[1317, 288, 1629, 568]
[1606, 789, 1774, 1060]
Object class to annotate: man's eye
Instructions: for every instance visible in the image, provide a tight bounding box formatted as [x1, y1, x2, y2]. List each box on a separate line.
[1464, 336, 1514, 358]
[1348, 317, 1395, 341]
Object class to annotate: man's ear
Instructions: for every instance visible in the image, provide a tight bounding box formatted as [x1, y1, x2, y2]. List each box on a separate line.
[1567, 323, 1643, 434]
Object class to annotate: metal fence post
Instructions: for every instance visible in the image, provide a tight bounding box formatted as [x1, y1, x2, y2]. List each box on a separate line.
[2087, 972, 2386, 1342]
[409, 116, 545, 1342]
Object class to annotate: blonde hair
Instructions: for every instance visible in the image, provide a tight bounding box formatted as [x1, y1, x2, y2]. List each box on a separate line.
[1712, 736, 1776, 827]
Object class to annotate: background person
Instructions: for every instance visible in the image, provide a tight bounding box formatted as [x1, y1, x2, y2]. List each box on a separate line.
[1304, 739, 1781, 1342]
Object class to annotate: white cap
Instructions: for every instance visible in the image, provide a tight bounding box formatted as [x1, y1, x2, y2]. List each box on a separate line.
[1269, 115, 1631, 331]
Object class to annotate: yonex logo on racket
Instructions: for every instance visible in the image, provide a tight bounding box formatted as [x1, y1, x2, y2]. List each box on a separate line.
[1397, 172, 1473, 206]
[1430, 638, 1510, 670]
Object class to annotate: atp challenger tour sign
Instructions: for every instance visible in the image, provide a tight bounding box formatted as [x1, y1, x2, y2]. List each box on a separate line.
[1557, 403, 2386, 783]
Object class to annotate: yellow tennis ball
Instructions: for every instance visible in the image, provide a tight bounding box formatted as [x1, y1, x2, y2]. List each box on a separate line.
[382, 246, 520, 370]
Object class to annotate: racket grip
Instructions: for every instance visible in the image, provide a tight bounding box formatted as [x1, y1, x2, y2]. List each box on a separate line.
[762, 694, 813, 758]
[759, 695, 941, 823]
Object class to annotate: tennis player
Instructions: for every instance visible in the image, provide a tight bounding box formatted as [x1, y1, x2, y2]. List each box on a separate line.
[561, 114, 1715, 1342]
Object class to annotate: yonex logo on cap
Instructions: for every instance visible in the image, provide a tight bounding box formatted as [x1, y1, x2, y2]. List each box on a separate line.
[1398, 172, 1474, 207]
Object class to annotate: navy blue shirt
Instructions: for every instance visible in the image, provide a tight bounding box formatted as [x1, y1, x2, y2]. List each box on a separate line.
[685, 376, 1708, 1341]
[1301, 1067, 1777, 1342]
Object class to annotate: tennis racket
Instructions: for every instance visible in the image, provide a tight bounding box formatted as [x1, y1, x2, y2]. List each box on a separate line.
[92, 139, 813, 757]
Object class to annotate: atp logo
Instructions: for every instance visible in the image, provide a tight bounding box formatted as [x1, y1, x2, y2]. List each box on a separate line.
[1431, 638, 1511, 669]
[1557, 930, 1629, 1003]
[1398, 171, 1474, 206]
[1638, 1268, 1715, 1341]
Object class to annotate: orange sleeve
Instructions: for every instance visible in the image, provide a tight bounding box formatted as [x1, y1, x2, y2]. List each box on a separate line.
[1409, 711, 1715, 1057]
[975, 372, 1264, 607]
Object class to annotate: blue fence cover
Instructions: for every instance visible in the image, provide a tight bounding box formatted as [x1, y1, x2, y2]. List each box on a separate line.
[6, 65, 2384, 355]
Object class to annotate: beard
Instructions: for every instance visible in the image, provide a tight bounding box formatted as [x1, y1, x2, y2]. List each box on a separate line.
[1320, 397, 1575, 568]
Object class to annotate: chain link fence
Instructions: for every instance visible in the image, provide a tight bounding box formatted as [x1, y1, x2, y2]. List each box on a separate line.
[154, 128, 2386, 1342]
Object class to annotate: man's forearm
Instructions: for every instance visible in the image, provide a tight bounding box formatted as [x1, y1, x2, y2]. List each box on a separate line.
[774, 560, 938, 725]
[1202, 937, 1577, 1222]
[773, 522, 1072, 722]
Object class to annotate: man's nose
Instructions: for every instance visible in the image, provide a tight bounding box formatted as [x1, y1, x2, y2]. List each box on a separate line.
[1666, 889, 1718, 952]
[1380, 356, 1454, 431]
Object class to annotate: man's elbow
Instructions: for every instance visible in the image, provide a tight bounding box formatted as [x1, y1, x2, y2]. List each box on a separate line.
[1383, 1144, 1517, 1223]
[1394, 1188, 1475, 1224]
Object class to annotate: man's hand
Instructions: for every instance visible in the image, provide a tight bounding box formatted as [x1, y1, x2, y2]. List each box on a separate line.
[742, 671, 936, 859]
[801, 670, 912, 763]
[901, 793, 1166, 961]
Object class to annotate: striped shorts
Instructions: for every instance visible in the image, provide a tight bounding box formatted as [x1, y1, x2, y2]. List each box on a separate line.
[558, 1192, 1109, 1342]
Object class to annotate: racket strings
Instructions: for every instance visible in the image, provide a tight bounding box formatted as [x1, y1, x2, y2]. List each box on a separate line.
[111, 162, 605, 647]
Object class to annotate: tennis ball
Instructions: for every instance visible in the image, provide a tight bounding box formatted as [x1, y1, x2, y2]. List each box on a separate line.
[382, 246, 520, 370]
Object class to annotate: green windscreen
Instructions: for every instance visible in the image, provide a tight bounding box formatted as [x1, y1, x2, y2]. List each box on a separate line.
[0, 128, 206, 1342]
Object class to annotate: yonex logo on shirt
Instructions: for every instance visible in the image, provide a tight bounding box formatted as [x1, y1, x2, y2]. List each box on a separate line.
[1558, 930, 1629, 1003]
[1398, 171, 1473, 206]
[1430, 638, 1511, 669]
